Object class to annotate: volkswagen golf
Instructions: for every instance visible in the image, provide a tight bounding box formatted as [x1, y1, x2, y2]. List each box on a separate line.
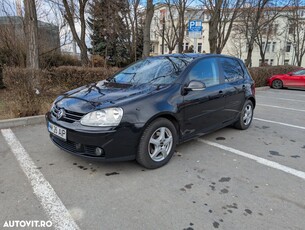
[46, 54, 255, 169]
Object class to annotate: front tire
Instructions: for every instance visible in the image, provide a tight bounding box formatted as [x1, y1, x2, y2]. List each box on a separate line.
[271, 79, 283, 89]
[137, 118, 177, 169]
[234, 100, 254, 130]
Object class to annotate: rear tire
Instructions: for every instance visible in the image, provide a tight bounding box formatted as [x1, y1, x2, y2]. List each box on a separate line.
[137, 118, 177, 169]
[234, 100, 254, 130]
[271, 79, 283, 89]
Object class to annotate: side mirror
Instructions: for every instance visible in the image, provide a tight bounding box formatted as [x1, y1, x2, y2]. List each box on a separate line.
[184, 80, 206, 91]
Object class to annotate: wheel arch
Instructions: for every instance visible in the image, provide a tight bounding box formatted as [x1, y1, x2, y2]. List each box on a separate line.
[247, 96, 256, 108]
[271, 78, 284, 87]
[141, 112, 181, 139]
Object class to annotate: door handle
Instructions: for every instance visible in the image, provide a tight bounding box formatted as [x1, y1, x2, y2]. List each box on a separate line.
[219, 90, 224, 95]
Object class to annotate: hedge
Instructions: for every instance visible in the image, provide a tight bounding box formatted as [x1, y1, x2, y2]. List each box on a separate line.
[2, 66, 120, 117]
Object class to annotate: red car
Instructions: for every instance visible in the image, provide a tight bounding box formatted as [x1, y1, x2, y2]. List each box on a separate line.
[268, 69, 305, 89]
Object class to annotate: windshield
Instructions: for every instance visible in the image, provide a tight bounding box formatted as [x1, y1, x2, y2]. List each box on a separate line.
[108, 56, 192, 85]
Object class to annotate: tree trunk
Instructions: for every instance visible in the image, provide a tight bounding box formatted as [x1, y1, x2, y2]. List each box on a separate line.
[209, 20, 217, 54]
[24, 0, 39, 69]
[245, 44, 254, 67]
[63, 0, 89, 66]
[161, 17, 165, 54]
[178, 12, 185, 53]
[142, 0, 154, 57]
[0, 67, 5, 89]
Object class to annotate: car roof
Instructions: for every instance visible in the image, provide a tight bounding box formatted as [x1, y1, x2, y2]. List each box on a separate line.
[153, 53, 241, 61]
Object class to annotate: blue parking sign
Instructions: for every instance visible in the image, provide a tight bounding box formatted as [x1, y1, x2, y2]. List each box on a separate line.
[188, 20, 202, 32]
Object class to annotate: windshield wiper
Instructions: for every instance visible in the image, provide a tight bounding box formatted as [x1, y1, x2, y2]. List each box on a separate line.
[164, 56, 179, 72]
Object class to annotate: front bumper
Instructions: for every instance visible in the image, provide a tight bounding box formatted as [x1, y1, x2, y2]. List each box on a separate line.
[46, 112, 144, 161]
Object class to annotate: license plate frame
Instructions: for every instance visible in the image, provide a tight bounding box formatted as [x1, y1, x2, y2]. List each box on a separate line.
[48, 122, 67, 141]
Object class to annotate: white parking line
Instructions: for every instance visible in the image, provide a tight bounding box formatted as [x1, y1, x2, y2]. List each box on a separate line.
[257, 104, 305, 112]
[254, 118, 305, 130]
[263, 91, 305, 97]
[1, 129, 80, 230]
[198, 139, 305, 181]
[256, 95, 305, 103]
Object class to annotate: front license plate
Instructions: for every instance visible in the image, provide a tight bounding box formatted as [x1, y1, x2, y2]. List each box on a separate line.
[48, 122, 67, 141]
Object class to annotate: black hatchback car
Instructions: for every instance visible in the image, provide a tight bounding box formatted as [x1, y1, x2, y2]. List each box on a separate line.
[46, 54, 255, 169]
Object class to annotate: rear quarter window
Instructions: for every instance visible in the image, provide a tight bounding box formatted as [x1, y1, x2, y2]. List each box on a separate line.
[220, 58, 244, 82]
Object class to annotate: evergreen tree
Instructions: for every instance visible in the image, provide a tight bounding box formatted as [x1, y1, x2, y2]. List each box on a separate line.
[88, 0, 130, 66]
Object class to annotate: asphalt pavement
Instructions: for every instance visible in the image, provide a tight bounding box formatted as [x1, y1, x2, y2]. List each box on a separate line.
[1, 88, 305, 230]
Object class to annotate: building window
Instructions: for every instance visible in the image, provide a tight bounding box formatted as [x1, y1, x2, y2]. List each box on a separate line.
[272, 42, 276, 52]
[151, 45, 155, 53]
[266, 42, 271, 52]
[198, 43, 202, 53]
[284, 59, 290, 65]
[270, 59, 274, 66]
[185, 43, 189, 51]
[286, 42, 292, 52]
[289, 25, 294, 34]
[274, 24, 279, 34]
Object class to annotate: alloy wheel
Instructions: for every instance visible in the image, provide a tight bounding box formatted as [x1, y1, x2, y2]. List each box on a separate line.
[243, 104, 253, 126]
[148, 127, 173, 162]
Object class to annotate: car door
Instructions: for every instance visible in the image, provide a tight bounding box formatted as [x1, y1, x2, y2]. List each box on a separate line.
[180, 57, 226, 139]
[285, 69, 305, 87]
[219, 57, 247, 122]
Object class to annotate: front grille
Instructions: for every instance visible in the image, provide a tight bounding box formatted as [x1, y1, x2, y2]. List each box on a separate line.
[51, 105, 85, 123]
[51, 136, 105, 158]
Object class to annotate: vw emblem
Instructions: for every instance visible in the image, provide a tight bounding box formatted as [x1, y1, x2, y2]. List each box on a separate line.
[57, 109, 65, 120]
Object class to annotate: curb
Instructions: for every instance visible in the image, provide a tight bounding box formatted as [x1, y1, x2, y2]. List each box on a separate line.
[255, 86, 270, 91]
[0, 115, 45, 129]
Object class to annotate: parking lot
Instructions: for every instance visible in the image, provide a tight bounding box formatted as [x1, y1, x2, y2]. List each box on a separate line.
[1, 88, 305, 230]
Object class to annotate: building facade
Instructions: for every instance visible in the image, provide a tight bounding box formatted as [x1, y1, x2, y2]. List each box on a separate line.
[150, 4, 305, 67]
[0, 16, 60, 54]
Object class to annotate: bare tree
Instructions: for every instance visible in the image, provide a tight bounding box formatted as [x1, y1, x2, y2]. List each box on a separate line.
[62, 0, 90, 65]
[36, 0, 72, 56]
[254, 20, 279, 65]
[157, 0, 195, 53]
[24, 0, 39, 69]
[175, 0, 192, 53]
[242, 0, 273, 67]
[125, 0, 142, 61]
[154, 3, 178, 54]
[201, 0, 245, 54]
[289, 0, 305, 66]
[227, 25, 244, 58]
[143, 0, 154, 57]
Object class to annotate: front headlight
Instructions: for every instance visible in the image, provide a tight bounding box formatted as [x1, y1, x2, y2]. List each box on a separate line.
[80, 108, 123, 127]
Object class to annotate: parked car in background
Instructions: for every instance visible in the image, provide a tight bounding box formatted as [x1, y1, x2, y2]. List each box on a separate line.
[268, 69, 305, 89]
[46, 54, 256, 169]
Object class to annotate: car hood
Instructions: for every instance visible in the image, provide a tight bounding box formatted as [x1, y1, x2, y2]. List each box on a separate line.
[55, 81, 162, 113]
